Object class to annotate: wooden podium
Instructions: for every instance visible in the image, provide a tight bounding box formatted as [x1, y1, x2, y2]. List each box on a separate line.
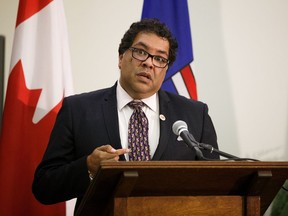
[76, 161, 288, 216]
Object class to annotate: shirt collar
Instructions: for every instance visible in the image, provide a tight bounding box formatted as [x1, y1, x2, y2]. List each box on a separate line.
[116, 80, 157, 112]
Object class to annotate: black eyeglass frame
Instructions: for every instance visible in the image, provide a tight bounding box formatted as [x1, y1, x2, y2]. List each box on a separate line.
[129, 47, 169, 68]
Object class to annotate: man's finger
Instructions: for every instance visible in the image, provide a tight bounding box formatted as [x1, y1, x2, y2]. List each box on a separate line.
[115, 148, 131, 155]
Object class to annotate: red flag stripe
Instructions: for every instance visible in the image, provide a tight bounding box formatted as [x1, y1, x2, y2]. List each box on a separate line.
[16, 0, 53, 27]
[180, 65, 198, 100]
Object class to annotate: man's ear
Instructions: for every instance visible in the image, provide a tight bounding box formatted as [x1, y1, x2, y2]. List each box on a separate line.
[118, 54, 123, 69]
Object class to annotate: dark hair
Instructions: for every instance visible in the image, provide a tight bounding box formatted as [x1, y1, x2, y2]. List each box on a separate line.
[118, 18, 178, 66]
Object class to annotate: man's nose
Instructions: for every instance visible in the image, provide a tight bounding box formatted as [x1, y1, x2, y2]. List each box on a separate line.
[142, 56, 154, 68]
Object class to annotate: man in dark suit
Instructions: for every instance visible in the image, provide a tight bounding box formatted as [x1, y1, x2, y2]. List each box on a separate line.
[32, 18, 219, 212]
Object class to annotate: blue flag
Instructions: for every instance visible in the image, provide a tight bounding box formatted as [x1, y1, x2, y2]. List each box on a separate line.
[142, 0, 197, 100]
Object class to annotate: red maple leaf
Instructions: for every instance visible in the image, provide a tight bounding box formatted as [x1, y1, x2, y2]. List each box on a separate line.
[0, 60, 65, 215]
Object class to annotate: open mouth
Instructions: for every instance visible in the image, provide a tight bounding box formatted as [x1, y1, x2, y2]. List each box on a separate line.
[137, 72, 152, 81]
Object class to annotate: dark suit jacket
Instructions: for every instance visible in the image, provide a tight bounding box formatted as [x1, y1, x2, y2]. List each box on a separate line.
[32, 83, 219, 211]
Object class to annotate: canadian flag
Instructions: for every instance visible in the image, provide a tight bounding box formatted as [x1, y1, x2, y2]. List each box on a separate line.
[0, 0, 73, 215]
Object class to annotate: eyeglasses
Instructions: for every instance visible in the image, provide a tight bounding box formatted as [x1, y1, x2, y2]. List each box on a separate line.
[129, 47, 169, 68]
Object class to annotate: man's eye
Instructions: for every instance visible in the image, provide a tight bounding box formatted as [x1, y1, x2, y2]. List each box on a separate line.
[136, 49, 147, 55]
[154, 56, 167, 63]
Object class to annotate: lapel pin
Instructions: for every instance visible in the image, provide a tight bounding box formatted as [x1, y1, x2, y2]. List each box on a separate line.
[159, 114, 166, 121]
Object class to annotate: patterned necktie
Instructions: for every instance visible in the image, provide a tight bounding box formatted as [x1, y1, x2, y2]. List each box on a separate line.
[128, 100, 151, 161]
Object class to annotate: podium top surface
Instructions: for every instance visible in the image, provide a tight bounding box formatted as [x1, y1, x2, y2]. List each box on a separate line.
[98, 160, 288, 169]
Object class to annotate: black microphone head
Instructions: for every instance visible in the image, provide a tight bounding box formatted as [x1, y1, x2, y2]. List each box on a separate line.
[172, 120, 188, 136]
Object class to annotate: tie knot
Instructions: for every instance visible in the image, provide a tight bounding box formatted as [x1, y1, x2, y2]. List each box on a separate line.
[128, 100, 144, 110]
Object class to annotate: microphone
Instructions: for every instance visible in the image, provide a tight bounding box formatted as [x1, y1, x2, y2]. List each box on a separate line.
[172, 120, 205, 160]
[173, 120, 244, 160]
[173, 121, 211, 151]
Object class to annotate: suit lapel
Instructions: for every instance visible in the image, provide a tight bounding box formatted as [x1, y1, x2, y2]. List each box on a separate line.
[152, 90, 173, 160]
[102, 83, 125, 160]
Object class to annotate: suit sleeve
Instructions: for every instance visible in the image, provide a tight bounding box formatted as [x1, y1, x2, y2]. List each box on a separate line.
[32, 98, 90, 204]
[200, 104, 219, 159]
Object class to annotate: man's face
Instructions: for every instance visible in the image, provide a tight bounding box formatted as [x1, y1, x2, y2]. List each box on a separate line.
[118, 32, 170, 99]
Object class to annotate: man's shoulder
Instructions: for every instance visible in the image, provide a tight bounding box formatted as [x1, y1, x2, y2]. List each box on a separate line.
[159, 90, 206, 107]
[65, 85, 116, 102]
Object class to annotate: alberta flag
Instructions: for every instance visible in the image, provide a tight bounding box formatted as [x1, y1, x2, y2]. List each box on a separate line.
[0, 0, 73, 215]
[142, 0, 197, 100]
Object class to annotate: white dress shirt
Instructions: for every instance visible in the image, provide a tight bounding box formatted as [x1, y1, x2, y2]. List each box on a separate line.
[116, 81, 160, 160]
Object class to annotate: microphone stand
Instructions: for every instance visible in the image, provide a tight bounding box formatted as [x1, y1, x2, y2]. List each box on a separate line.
[178, 132, 206, 160]
[194, 145, 205, 161]
[198, 142, 240, 160]
[188, 133, 249, 160]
